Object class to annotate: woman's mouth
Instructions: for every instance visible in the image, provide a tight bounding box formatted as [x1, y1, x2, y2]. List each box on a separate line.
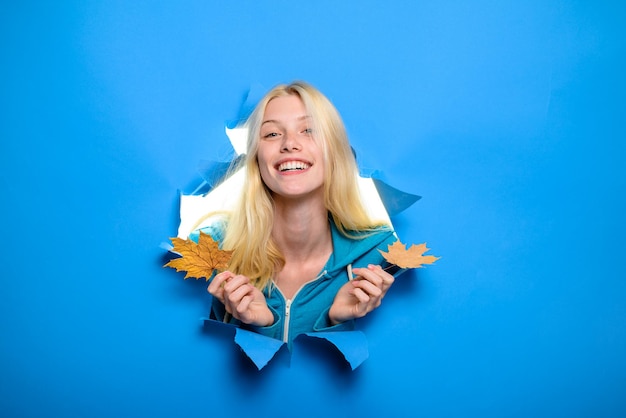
[277, 161, 311, 172]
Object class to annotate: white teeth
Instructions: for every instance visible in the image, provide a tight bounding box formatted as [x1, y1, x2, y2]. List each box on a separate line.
[278, 161, 310, 172]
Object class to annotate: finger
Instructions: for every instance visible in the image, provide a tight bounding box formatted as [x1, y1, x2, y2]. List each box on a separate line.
[349, 288, 372, 316]
[221, 276, 250, 313]
[352, 286, 383, 315]
[226, 283, 253, 307]
[207, 271, 233, 297]
[209, 287, 225, 304]
[372, 264, 395, 292]
[356, 265, 395, 293]
[352, 266, 384, 288]
[232, 288, 258, 323]
[352, 278, 382, 298]
[370, 264, 394, 285]
[223, 274, 250, 293]
[236, 294, 252, 315]
[207, 274, 222, 295]
[350, 285, 371, 304]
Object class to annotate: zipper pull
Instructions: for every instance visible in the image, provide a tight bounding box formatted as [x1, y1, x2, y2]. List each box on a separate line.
[283, 299, 292, 343]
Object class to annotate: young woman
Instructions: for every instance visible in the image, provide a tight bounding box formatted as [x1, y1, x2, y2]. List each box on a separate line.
[199, 82, 401, 346]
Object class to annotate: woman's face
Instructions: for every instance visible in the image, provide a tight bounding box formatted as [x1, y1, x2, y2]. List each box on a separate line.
[257, 94, 325, 201]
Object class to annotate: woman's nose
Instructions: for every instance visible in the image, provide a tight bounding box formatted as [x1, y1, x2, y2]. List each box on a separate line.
[281, 132, 301, 151]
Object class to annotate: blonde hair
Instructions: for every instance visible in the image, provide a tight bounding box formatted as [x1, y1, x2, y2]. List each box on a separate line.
[220, 81, 388, 289]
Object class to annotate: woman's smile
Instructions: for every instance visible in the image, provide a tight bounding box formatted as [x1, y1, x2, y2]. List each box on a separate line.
[276, 159, 312, 173]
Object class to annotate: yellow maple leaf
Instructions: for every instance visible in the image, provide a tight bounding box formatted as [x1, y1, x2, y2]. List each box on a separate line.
[379, 240, 439, 269]
[164, 232, 233, 280]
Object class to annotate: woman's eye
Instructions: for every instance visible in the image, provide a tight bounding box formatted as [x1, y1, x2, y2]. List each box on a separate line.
[302, 128, 313, 135]
[263, 132, 279, 139]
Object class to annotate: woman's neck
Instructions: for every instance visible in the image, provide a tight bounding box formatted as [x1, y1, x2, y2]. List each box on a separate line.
[271, 195, 332, 263]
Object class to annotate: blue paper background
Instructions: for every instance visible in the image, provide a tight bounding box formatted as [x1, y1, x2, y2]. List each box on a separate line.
[2, 1, 625, 416]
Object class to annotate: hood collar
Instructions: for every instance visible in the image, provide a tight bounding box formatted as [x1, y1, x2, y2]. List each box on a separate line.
[324, 220, 395, 275]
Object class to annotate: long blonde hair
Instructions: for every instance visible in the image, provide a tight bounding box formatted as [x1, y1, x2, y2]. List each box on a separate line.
[220, 81, 388, 289]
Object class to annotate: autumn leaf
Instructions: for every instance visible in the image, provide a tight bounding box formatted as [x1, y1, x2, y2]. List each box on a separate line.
[379, 240, 439, 269]
[164, 232, 233, 280]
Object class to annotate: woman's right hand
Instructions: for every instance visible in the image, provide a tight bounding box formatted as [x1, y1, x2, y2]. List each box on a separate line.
[207, 271, 274, 327]
[328, 264, 394, 325]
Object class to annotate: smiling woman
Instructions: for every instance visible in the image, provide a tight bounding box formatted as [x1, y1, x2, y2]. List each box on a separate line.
[194, 82, 406, 349]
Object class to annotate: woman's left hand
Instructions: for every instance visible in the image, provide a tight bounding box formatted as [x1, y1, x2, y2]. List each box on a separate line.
[207, 271, 274, 327]
[328, 264, 395, 325]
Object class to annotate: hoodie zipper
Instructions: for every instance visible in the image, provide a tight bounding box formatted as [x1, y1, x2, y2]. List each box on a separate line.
[280, 269, 328, 343]
[283, 299, 292, 343]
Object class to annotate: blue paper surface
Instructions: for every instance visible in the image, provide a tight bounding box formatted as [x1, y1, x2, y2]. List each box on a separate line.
[303, 331, 370, 370]
[233, 328, 286, 370]
[3, 2, 625, 417]
[204, 319, 369, 370]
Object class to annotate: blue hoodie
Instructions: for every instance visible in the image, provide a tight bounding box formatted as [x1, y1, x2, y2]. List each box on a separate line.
[191, 220, 400, 348]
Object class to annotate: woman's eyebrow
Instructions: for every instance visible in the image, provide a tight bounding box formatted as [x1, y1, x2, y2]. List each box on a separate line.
[261, 115, 311, 125]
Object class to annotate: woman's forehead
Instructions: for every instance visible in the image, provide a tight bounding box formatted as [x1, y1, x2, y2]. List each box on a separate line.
[263, 95, 308, 122]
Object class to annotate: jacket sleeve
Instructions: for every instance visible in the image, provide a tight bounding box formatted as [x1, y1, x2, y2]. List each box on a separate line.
[313, 308, 356, 332]
[244, 304, 283, 340]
